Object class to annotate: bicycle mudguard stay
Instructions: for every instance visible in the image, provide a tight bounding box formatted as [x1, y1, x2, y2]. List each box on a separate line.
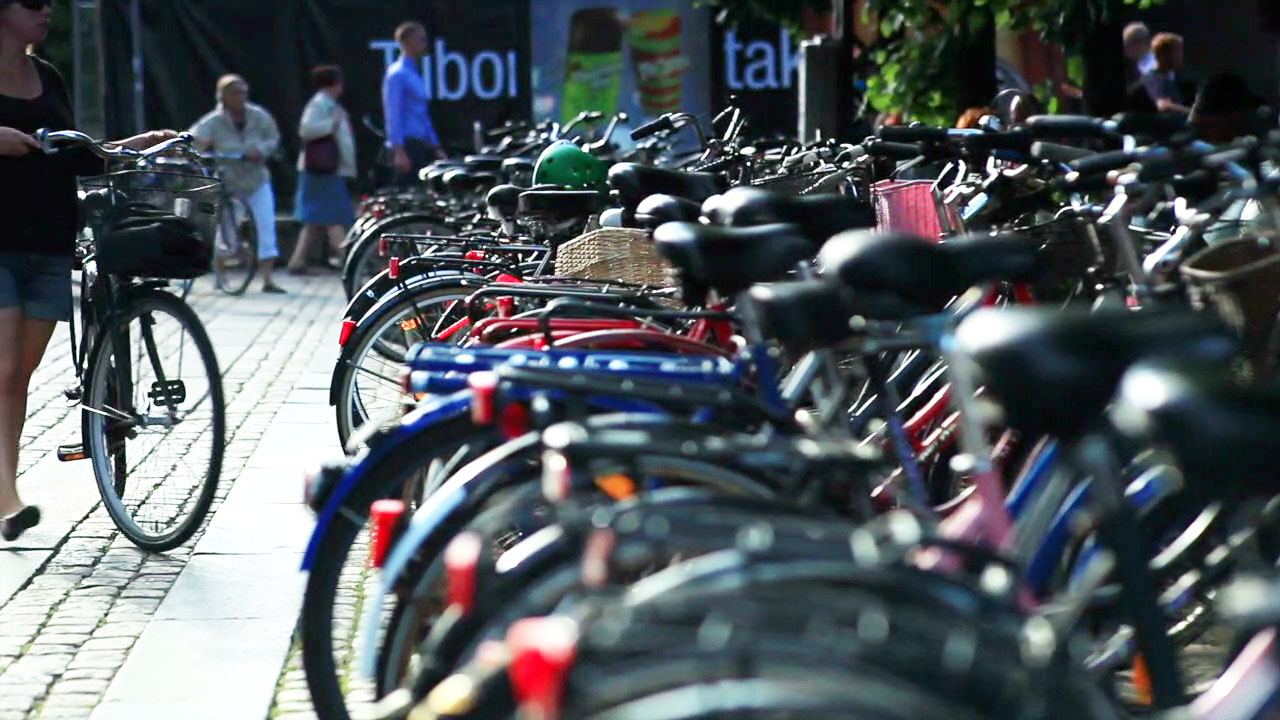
[301, 389, 473, 571]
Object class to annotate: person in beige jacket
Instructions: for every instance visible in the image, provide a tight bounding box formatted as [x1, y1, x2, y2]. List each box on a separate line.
[190, 74, 286, 293]
[289, 65, 356, 273]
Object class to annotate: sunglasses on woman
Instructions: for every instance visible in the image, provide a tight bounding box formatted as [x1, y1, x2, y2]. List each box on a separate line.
[13, 0, 53, 10]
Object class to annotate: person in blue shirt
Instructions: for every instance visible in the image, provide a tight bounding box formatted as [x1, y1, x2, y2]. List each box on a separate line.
[383, 21, 446, 185]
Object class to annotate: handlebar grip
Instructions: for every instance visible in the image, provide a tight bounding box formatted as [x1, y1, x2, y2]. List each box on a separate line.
[630, 116, 675, 141]
[1135, 149, 1208, 183]
[864, 140, 924, 160]
[1111, 112, 1190, 138]
[877, 125, 949, 143]
[956, 130, 1031, 153]
[1068, 148, 1139, 174]
[1022, 115, 1112, 138]
[1030, 141, 1095, 164]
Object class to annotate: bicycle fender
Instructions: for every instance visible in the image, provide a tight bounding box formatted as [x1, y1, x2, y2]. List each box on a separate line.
[302, 390, 473, 570]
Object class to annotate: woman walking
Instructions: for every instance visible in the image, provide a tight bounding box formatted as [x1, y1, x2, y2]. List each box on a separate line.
[289, 65, 355, 273]
[0, 0, 174, 541]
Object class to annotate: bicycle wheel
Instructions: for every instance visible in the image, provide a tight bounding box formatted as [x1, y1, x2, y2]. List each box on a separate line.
[334, 285, 471, 448]
[83, 289, 225, 552]
[214, 195, 258, 296]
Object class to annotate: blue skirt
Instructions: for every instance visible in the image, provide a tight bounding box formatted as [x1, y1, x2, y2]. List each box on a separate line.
[295, 172, 355, 227]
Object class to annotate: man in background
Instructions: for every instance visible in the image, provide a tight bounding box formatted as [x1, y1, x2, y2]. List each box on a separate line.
[382, 21, 446, 186]
[1123, 22, 1156, 85]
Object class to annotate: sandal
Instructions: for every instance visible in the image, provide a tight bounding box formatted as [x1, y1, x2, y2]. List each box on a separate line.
[2, 506, 40, 542]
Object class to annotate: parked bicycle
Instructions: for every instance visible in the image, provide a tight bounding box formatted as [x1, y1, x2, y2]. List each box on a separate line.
[42, 129, 227, 553]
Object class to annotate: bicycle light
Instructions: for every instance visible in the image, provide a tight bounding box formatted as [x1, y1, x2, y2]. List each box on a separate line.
[444, 532, 484, 614]
[368, 499, 406, 569]
[338, 319, 356, 347]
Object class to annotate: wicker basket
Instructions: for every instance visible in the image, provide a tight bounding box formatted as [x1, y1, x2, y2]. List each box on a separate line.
[1180, 237, 1280, 379]
[555, 228, 673, 288]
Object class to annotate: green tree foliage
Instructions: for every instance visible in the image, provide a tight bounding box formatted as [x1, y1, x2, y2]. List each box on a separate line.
[707, 0, 1164, 123]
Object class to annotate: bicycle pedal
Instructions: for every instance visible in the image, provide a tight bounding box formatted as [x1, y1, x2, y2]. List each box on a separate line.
[57, 443, 89, 462]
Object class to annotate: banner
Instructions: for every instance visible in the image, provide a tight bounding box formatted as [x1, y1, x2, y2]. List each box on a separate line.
[710, 17, 800, 138]
[102, 0, 532, 200]
[529, 0, 712, 144]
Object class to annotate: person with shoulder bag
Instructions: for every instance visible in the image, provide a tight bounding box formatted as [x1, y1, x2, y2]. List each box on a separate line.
[290, 64, 355, 273]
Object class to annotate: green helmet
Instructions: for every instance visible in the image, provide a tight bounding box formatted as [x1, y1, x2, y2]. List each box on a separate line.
[532, 141, 607, 192]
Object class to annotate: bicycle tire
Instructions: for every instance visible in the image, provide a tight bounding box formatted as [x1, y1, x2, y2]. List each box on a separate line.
[214, 195, 258, 296]
[300, 415, 497, 720]
[83, 289, 225, 552]
[334, 284, 473, 448]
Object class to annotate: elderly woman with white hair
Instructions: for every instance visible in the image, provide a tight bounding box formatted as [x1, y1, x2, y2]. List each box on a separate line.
[189, 73, 286, 293]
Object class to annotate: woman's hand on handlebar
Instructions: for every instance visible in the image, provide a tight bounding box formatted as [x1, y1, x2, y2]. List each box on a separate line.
[0, 127, 39, 156]
[116, 129, 180, 151]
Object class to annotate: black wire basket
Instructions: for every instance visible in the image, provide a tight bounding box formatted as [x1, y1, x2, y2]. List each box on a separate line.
[80, 170, 223, 279]
[1016, 215, 1106, 302]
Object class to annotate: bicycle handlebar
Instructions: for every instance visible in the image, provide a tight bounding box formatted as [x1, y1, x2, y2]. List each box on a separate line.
[38, 129, 197, 160]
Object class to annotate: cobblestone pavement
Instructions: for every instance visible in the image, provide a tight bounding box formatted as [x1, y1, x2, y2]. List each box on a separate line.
[0, 272, 346, 720]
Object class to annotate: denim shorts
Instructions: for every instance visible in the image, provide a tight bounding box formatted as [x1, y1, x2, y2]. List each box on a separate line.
[0, 253, 73, 322]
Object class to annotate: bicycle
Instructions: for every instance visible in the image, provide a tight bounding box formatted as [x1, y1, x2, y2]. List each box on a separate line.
[42, 129, 227, 553]
[147, 149, 259, 296]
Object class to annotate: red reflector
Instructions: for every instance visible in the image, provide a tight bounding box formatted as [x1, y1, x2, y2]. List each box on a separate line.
[469, 371, 499, 425]
[464, 250, 486, 261]
[368, 499, 406, 569]
[498, 402, 530, 440]
[495, 273, 522, 284]
[507, 617, 578, 719]
[444, 532, 484, 613]
[389, 256, 401, 280]
[338, 319, 356, 347]
[378, 237, 389, 257]
[497, 296, 515, 318]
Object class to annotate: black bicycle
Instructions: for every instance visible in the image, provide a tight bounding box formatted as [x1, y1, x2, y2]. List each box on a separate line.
[42, 129, 226, 553]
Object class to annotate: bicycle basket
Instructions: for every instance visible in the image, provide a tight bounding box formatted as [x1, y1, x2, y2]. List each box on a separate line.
[555, 228, 673, 288]
[1016, 216, 1104, 302]
[1180, 237, 1280, 380]
[872, 179, 946, 241]
[750, 168, 841, 196]
[81, 170, 222, 279]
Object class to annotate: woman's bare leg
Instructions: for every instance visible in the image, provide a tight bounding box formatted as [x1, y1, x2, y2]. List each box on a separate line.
[0, 312, 55, 517]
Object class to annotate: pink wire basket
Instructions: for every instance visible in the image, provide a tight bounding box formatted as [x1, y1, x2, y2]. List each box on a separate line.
[872, 179, 956, 242]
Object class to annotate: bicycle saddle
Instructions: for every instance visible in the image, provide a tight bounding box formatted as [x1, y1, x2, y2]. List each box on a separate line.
[954, 307, 1239, 439]
[1112, 361, 1280, 495]
[653, 222, 814, 298]
[423, 163, 463, 192]
[817, 231, 1044, 310]
[501, 157, 535, 183]
[443, 169, 500, 195]
[702, 186, 876, 245]
[634, 194, 701, 231]
[516, 190, 604, 222]
[608, 163, 728, 214]
[739, 280, 938, 347]
[486, 184, 559, 220]
[464, 154, 505, 173]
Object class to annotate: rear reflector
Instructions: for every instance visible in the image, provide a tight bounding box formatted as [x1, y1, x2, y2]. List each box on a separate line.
[338, 319, 356, 347]
[378, 237, 389, 256]
[389, 256, 401, 280]
[444, 532, 484, 614]
[368, 499, 406, 569]
[508, 617, 578, 720]
[469, 372, 499, 425]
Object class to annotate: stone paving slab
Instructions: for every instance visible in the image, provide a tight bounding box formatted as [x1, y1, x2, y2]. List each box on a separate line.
[0, 272, 347, 720]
